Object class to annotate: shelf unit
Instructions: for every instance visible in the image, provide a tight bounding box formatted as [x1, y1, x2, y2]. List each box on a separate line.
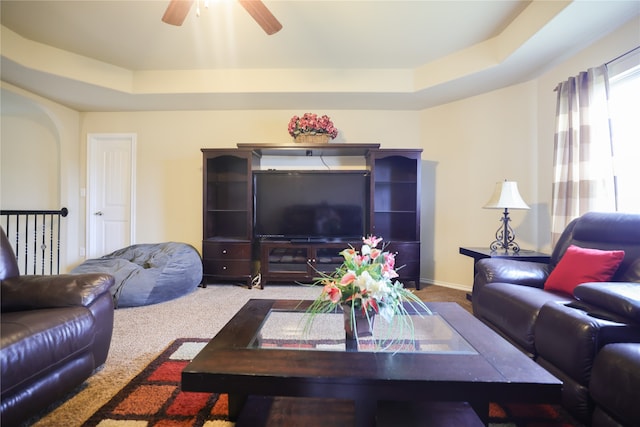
[368, 150, 422, 287]
[201, 149, 260, 286]
[201, 144, 422, 288]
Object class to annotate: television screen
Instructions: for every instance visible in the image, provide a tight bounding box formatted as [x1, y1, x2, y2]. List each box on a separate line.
[254, 170, 370, 241]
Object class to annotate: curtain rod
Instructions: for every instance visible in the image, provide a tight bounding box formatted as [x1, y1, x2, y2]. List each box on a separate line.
[606, 45, 640, 66]
[553, 45, 640, 92]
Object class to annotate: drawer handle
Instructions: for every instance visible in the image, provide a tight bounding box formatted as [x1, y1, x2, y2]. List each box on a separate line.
[223, 266, 227, 270]
[222, 249, 227, 254]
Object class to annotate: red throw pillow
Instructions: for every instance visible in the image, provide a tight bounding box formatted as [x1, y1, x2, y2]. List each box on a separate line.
[544, 245, 625, 295]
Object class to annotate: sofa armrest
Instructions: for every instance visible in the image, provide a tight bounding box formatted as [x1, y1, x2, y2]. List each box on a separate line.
[574, 282, 640, 323]
[590, 343, 640, 427]
[473, 258, 550, 292]
[535, 302, 640, 388]
[1, 273, 115, 312]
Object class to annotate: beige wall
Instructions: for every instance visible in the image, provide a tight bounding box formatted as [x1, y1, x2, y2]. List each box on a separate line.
[1, 115, 59, 209]
[422, 16, 640, 290]
[420, 80, 539, 289]
[1, 83, 82, 268]
[1, 16, 638, 288]
[77, 110, 421, 250]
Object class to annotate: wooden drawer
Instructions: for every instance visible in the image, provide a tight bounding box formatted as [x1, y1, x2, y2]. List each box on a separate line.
[386, 242, 420, 287]
[396, 261, 419, 279]
[203, 259, 252, 276]
[386, 242, 420, 262]
[203, 241, 251, 259]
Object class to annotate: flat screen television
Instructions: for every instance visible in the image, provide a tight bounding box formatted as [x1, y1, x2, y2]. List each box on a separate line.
[254, 170, 370, 241]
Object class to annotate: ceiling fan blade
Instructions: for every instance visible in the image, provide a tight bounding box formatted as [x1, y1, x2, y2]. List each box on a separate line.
[238, 0, 283, 35]
[162, 0, 194, 26]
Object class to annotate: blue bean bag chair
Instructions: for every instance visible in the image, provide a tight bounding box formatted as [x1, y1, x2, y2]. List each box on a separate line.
[72, 242, 202, 308]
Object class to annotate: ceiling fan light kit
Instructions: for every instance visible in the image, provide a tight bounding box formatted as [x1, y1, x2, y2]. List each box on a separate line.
[162, 0, 282, 35]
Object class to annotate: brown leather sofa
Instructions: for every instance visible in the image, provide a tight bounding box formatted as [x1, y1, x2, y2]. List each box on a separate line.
[590, 343, 640, 426]
[0, 228, 115, 426]
[472, 211, 640, 425]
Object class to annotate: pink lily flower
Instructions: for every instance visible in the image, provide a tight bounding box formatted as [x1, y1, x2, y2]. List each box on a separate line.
[382, 264, 399, 279]
[361, 297, 379, 314]
[354, 255, 367, 266]
[384, 252, 396, 269]
[323, 283, 342, 303]
[363, 236, 383, 248]
[340, 271, 357, 286]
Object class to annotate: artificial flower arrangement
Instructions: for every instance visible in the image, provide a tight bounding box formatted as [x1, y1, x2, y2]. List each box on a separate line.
[288, 113, 338, 139]
[305, 236, 431, 347]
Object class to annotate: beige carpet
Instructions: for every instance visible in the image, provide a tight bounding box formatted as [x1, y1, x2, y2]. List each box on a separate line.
[25, 283, 471, 427]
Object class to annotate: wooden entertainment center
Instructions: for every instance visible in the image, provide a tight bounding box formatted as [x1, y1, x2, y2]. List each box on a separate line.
[201, 143, 422, 289]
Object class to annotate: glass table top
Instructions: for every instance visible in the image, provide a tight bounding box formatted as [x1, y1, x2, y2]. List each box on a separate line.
[250, 310, 477, 354]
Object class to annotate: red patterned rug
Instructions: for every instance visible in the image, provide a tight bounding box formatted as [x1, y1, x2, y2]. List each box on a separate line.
[82, 338, 580, 426]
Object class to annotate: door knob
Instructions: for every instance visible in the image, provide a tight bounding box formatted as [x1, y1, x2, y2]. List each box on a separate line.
[94, 211, 103, 216]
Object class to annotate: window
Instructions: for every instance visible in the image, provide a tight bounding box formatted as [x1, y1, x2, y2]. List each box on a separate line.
[608, 49, 640, 213]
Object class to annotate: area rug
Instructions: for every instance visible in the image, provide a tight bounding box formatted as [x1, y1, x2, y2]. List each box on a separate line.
[82, 338, 579, 427]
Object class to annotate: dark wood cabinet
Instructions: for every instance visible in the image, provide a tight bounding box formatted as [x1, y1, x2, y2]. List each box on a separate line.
[259, 241, 360, 287]
[385, 241, 421, 287]
[201, 241, 253, 286]
[201, 144, 422, 288]
[201, 149, 259, 286]
[368, 150, 422, 288]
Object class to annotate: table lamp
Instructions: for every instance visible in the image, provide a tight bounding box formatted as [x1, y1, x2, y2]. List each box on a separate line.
[483, 180, 529, 253]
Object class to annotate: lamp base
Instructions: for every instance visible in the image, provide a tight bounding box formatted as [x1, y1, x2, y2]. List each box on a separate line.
[489, 208, 521, 253]
[489, 240, 521, 253]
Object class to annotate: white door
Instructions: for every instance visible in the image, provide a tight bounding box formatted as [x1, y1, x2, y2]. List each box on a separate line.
[87, 133, 136, 258]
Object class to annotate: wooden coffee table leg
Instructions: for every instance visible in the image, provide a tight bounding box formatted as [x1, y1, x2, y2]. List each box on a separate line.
[228, 393, 248, 421]
[469, 398, 490, 426]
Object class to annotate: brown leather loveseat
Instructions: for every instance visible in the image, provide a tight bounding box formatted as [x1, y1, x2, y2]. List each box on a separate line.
[472, 211, 640, 425]
[590, 342, 640, 426]
[0, 228, 115, 426]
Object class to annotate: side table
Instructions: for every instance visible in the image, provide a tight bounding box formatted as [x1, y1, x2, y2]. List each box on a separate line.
[460, 247, 551, 301]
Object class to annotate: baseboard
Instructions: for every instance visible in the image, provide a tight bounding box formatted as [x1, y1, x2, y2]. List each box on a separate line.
[418, 279, 472, 293]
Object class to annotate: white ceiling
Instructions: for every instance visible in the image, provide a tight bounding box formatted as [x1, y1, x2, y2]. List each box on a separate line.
[1, 0, 639, 111]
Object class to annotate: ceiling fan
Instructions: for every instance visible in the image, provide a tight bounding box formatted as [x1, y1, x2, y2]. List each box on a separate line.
[162, 0, 282, 35]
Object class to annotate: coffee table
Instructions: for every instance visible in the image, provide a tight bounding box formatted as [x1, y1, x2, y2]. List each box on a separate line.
[182, 299, 561, 426]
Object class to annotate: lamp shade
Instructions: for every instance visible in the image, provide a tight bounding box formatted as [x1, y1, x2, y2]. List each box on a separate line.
[483, 181, 529, 210]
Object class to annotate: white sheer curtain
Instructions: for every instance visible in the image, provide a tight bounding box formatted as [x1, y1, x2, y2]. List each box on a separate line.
[551, 65, 616, 245]
[608, 48, 640, 214]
